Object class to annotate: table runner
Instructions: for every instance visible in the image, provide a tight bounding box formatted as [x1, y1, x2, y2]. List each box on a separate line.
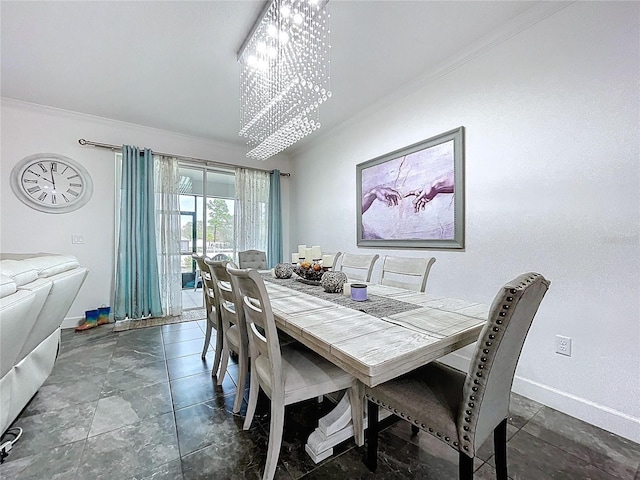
[262, 275, 420, 319]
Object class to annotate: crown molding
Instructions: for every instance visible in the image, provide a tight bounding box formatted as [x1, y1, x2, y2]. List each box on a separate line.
[0, 97, 262, 157]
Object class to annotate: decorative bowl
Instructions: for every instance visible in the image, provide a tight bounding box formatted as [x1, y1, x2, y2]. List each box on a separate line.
[294, 262, 324, 283]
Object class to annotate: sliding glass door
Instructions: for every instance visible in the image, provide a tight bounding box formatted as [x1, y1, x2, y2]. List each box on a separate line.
[178, 164, 235, 309]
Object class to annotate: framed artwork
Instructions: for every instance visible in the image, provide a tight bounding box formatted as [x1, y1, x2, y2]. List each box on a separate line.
[356, 127, 464, 249]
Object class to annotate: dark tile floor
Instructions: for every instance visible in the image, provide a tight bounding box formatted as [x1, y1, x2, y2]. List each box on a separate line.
[1, 319, 639, 479]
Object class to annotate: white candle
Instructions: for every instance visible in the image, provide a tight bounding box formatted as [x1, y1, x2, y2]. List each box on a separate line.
[291, 253, 299, 263]
[311, 246, 321, 259]
[298, 244, 307, 257]
[343, 282, 352, 296]
[304, 248, 314, 261]
[322, 254, 334, 268]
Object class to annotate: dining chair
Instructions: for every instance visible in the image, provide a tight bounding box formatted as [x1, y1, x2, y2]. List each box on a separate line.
[192, 254, 222, 363]
[211, 253, 231, 262]
[238, 249, 268, 270]
[364, 272, 550, 480]
[379, 255, 436, 292]
[192, 254, 205, 292]
[338, 252, 379, 282]
[331, 251, 342, 269]
[206, 258, 249, 414]
[227, 265, 361, 480]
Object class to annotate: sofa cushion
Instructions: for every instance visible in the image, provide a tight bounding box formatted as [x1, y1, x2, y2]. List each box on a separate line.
[23, 255, 80, 278]
[0, 260, 38, 287]
[0, 274, 17, 298]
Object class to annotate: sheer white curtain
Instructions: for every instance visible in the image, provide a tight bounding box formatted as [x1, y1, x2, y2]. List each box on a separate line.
[155, 155, 182, 316]
[234, 168, 269, 255]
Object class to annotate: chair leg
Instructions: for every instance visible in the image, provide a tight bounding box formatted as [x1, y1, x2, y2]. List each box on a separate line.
[365, 400, 379, 472]
[202, 321, 212, 360]
[233, 349, 249, 413]
[263, 400, 285, 480]
[243, 363, 260, 430]
[211, 313, 223, 377]
[493, 418, 508, 480]
[217, 340, 230, 386]
[459, 452, 474, 480]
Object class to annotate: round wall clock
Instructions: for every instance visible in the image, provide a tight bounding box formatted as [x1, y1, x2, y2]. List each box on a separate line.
[10, 153, 94, 214]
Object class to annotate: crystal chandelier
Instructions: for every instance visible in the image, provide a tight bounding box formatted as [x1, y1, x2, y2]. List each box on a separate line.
[238, 0, 331, 160]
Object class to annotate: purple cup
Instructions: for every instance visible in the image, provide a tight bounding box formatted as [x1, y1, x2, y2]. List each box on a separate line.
[350, 284, 368, 302]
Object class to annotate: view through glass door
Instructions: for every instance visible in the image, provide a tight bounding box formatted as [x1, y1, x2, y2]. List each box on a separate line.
[178, 164, 235, 310]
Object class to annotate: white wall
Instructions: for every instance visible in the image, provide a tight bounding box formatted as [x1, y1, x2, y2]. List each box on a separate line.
[289, 2, 640, 442]
[0, 100, 291, 325]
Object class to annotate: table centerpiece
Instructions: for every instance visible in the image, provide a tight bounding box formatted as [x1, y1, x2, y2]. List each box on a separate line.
[293, 261, 324, 285]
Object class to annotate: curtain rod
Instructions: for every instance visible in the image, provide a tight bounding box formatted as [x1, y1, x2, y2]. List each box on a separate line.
[77, 139, 291, 177]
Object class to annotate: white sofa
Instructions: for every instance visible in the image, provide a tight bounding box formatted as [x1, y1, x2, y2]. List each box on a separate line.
[0, 254, 88, 435]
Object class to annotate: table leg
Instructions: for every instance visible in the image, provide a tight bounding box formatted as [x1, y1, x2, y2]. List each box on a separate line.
[304, 383, 390, 463]
[305, 392, 354, 463]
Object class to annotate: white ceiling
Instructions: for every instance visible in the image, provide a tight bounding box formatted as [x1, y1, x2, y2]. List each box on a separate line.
[1, 1, 539, 155]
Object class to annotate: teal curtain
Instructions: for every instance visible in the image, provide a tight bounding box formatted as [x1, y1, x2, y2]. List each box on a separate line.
[267, 170, 282, 268]
[114, 145, 163, 320]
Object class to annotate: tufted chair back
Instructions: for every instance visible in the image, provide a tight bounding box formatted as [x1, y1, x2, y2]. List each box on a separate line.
[238, 250, 268, 270]
[458, 272, 550, 455]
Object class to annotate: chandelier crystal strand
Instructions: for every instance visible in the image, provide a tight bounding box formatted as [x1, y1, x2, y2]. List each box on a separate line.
[239, 0, 331, 160]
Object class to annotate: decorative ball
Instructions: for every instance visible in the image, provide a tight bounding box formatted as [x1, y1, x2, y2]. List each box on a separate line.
[274, 263, 293, 279]
[321, 271, 348, 293]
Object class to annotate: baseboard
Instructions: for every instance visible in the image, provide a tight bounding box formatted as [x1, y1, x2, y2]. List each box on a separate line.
[440, 351, 640, 444]
[61, 315, 84, 329]
[512, 377, 640, 444]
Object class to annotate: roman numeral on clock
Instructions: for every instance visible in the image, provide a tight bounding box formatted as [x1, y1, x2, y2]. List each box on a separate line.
[67, 189, 79, 197]
[27, 186, 41, 194]
[38, 192, 48, 201]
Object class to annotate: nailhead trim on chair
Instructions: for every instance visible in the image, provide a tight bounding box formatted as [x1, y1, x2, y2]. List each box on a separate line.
[366, 394, 461, 449]
[457, 273, 542, 456]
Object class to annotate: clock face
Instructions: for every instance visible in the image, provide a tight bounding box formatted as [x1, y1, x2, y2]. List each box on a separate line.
[10, 154, 93, 213]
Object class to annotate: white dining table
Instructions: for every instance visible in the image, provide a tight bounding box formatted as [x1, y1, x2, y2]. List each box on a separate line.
[262, 275, 489, 463]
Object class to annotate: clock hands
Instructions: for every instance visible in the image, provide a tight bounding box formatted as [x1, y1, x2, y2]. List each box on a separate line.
[50, 167, 57, 190]
[27, 169, 53, 184]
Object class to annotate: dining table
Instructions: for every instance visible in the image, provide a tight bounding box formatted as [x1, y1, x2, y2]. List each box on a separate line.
[261, 273, 490, 463]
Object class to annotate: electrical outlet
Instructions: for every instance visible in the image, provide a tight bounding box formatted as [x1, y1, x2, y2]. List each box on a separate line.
[71, 234, 85, 244]
[555, 335, 572, 356]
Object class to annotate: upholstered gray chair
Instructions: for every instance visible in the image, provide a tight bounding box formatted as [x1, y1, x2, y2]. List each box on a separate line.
[227, 266, 360, 480]
[380, 255, 436, 292]
[206, 258, 248, 414]
[238, 249, 267, 270]
[365, 272, 550, 480]
[338, 252, 379, 282]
